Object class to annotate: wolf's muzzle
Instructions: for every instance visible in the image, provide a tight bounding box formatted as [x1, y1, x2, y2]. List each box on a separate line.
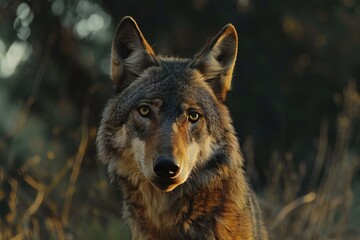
[153, 156, 180, 178]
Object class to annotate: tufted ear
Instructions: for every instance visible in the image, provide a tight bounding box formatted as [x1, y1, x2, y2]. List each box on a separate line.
[111, 16, 158, 92]
[190, 24, 238, 101]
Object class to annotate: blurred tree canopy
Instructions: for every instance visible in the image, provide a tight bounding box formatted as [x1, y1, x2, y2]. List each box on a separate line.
[0, 0, 359, 239]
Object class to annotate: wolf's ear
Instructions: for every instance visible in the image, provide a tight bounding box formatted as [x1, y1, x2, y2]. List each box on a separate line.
[111, 16, 158, 92]
[190, 24, 238, 101]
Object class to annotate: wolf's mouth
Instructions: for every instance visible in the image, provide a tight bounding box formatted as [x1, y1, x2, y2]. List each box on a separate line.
[151, 178, 180, 192]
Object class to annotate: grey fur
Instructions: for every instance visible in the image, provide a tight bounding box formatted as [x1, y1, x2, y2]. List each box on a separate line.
[96, 16, 267, 239]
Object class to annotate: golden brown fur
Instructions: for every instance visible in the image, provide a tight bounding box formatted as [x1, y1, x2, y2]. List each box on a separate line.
[97, 16, 267, 239]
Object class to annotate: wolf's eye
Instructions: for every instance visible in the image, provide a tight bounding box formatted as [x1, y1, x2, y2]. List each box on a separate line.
[138, 106, 151, 117]
[188, 112, 200, 123]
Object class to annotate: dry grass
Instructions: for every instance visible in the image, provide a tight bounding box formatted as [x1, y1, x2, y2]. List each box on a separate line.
[259, 81, 360, 239]
[0, 82, 359, 239]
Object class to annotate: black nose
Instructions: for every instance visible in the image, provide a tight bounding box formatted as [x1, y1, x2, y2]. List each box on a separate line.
[153, 157, 180, 178]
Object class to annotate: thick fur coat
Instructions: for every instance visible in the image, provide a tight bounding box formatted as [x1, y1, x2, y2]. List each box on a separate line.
[96, 16, 267, 240]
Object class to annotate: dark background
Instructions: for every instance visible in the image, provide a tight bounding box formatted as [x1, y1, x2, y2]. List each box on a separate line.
[0, 0, 359, 239]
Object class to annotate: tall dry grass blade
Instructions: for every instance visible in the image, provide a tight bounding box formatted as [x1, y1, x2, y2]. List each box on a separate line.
[269, 192, 316, 231]
[61, 106, 89, 224]
[309, 120, 328, 190]
[22, 175, 46, 238]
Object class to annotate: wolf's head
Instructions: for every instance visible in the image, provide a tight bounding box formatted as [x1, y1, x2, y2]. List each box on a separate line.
[97, 16, 239, 192]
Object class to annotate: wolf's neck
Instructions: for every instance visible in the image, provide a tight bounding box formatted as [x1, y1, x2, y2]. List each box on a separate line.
[119, 181, 184, 239]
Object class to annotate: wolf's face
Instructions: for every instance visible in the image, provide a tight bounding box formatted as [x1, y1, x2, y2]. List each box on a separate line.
[97, 17, 238, 192]
[123, 89, 213, 192]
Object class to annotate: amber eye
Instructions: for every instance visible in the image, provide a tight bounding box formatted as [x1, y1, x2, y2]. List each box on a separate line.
[188, 112, 200, 123]
[138, 106, 151, 117]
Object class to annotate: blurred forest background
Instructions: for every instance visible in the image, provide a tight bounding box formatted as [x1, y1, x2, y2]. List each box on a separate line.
[0, 0, 360, 239]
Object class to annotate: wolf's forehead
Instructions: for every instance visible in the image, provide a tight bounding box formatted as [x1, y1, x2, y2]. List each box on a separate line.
[140, 61, 215, 105]
[139, 82, 216, 114]
[137, 60, 191, 95]
[159, 58, 191, 72]
[119, 59, 215, 110]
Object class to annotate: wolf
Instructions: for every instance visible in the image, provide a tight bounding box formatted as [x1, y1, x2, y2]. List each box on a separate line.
[96, 16, 267, 239]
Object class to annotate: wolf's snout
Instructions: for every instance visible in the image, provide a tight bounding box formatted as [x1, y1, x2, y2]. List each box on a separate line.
[153, 157, 180, 178]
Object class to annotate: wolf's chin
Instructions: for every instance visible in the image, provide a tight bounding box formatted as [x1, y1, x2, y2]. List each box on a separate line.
[151, 182, 179, 192]
[150, 176, 187, 192]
